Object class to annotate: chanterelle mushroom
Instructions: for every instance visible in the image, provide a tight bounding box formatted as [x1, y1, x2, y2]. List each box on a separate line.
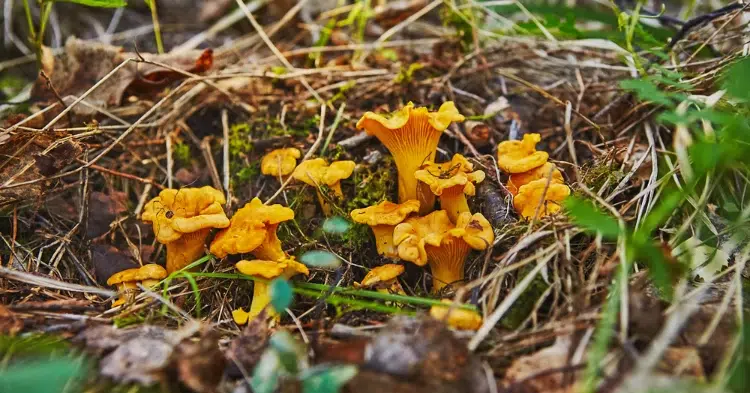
[394, 211, 494, 292]
[356, 102, 465, 214]
[496, 133, 549, 174]
[354, 264, 406, 295]
[430, 299, 483, 330]
[261, 148, 301, 180]
[350, 200, 420, 258]
[107, 264, 167, 307]
[513, 178, 571, 219]
[141, 186, 230, 273]
[293, 158, 355, 216]
[506, 162, 564, 196]
[210, 197, 294, 262]
[232, 257, 309, 324]
[415, 154, 485, 223]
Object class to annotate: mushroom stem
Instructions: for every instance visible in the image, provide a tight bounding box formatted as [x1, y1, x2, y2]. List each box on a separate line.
[439, 186, 471, 223]
[249, 281, 273, 319]
[165, 228, 210, 273]
[426, 237, 471, 293]
[252, 225, 286, 261]
[370, 224, 398, 258]
[315, 191, 333, 216]
[396, 157, 436, 214]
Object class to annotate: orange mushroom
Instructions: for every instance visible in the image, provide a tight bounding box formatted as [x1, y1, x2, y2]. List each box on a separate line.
[261, 148, 301, 181]
[513, 179, 571, 219]
[141, 186, 230, 273]
[430, 299, 483, 330]
[496, 133, 549, 174]
[394, 210, 494, 292]
[354, 264, 406, 295]
[415, 154, 485, 223]
[506, 162, 564, 196]
[107, 264, 167, 307]
[210, 197, 294, 261]
[293, 158, 355, 215]
[232, 257, 309, 324]
[350, 200, 420, 258]
[356, 102, 465, 213]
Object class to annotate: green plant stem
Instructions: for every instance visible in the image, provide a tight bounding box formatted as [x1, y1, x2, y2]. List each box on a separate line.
[293, 288, 414, 315]
[22, 0, 36, 40]
[146, 0, 164, 54]
[321, 103, 346, 155]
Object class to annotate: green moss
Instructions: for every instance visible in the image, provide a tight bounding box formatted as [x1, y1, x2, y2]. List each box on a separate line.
[234, 162, 260, 187]
[345, 157, 396, 212]
[229, 123, 253, 158]
[501, 265, 550, 329]
[172, 142, 192, 166]
[580, 161, 623, 192]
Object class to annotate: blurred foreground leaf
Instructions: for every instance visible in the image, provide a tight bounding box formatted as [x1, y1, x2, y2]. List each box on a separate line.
[300, 250, 341, 269]
[270, 278, 293, 314]
[0, 357, 86, 393]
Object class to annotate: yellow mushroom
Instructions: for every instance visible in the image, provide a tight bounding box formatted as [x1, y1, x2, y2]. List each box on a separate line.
[415, 154, 485, 223]
[233, 257, 309, 324]
[292, 158, 355, 216]
[506, 162, 564, 196]
[394, 211, 494, 292]
[107, 264, 167, 307]
[354, 264, 406, 295]
[356, 102, 465, 214]
[496, 133, 549, 174]
[513, 178, 571, 219]
[430, 299, 483, 330]
[210, 197, 294, 262]
[350, 200, 420, 258]
[141, 186, 230, 273]
[261, 148, 301, 181]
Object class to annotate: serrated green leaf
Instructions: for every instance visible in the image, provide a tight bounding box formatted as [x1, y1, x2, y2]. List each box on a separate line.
[620, 79, 674, 107]
[0, 358, 86, 393]
[723, 57, 750, 101]
[58, 0, 127, 8]
[301, 365, 358, 393]
[270, 278, 293, 314]
[564, 196, 621, 240]
[300, 250, 341, 269]
[322, 216, 351, 234]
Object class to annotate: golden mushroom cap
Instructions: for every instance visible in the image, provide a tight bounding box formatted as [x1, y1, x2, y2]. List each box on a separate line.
[235, 257, 309, 279]
[261, 148, 301, 177]
[430, 299, 483, 330]
[496, 133, 549, 174]
[350, 200, 420, 227]
[513, 179, 571, 219]
[415, 154, 486, 196]
[141, 186, 230, 244]
[356, 101, 465, 134]
[107, 264, 167, 286]
[507, 162, 564, 196]
[292, 158, 355, 187]
[209, 198, 294, 258]
[393, 210, 454, 266]
[450, 212, 495, 250]
[358, 264, 405, 288]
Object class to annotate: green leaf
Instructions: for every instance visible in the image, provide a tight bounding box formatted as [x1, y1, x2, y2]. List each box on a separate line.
[630, 238, 675, 301]
[620, 79, 674, 107]
[322, 216, 352, 235]
[269, 331, 303, 374]
[301, 365, 358, 393]
[727, 315, 750, 393]
[251, 350, 282, 393]
[300, 250, 341, 269]
[0, 358, 86, 393]
[270, 278, 293, 314]
[564, 196, 621, 240]
[723, 57, 750, 101]
[58, 0, 127, 8]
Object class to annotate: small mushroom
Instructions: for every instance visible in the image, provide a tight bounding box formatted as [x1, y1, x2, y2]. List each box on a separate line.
[506, 162, 564, 196]
[141, 186, 230, 273]
[415, 154, 485, 223]
[513, 178, 571, 219]
[354, 264, 406, 295]
[496, 133, 549, 174]
[394, 211, 494, 292]
[233, 257, 309, 324]
[292, 158, 355, 215]
[107, 264, 167, 307]
[350, 200, 420, 258]
[430, 299, 483, 330]
[261, 148, 301, 181]
[357, 102, 465, 214]
[210, 197, 294, 262]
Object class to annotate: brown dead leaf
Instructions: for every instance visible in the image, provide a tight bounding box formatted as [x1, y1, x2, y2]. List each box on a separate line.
[502, 336, 579, 393]
[87, 191, 128, 239]
[91, 244, 140, 286]
[31, 37, 213, 116]
[9, 299, 95, 313]
[226, 312, 270, 378]
[0, 131, 83, 206]
[176, 329, 226, 393]
[658, 347, 705, 380]
[100, 336, 174, 385]
[0, 304, 23, 336]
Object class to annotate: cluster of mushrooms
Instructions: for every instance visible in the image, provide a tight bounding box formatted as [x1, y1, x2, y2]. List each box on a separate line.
[108, 102, 569, 331]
